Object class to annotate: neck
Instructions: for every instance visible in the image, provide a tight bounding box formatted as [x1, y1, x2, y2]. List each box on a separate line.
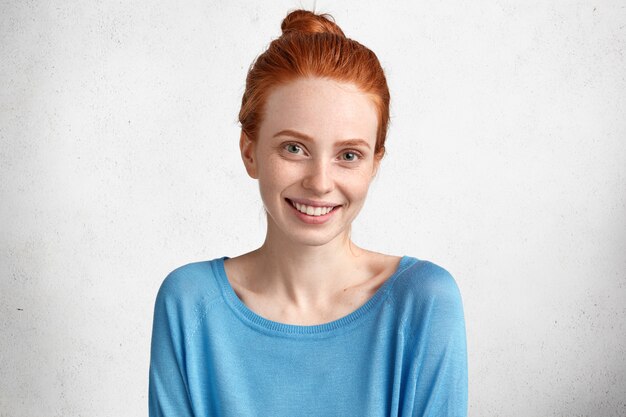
[248, 221, 368, 308]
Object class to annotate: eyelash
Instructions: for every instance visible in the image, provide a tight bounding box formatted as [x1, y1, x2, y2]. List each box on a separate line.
[283, 143, 363, 162]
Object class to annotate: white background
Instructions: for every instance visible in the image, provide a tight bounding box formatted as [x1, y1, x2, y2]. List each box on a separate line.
[1, 1, 625, 416]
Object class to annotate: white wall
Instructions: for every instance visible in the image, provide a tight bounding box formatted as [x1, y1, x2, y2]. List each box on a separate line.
[1, 1, 625, 416]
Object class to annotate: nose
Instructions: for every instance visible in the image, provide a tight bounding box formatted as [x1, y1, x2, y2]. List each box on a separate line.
[302, 159, 334, 195]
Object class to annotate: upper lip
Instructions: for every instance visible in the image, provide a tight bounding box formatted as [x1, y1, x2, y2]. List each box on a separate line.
[286, 198, 341, 207]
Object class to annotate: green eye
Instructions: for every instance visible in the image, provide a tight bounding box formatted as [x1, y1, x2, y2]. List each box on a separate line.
[286, 144, 301, 154]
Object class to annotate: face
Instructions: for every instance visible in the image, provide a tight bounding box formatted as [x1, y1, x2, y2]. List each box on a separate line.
[240, 77, 380, 247]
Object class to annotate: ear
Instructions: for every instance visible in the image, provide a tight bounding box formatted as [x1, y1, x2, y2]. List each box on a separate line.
[239, 130, 258, 179]
[371, 154, 381, 179]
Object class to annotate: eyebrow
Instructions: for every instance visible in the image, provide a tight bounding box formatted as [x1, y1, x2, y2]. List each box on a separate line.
[273, 129, 372, 149]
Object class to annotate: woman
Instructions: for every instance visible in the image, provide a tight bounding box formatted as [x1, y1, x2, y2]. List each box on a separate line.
[149, 9, 467, 417]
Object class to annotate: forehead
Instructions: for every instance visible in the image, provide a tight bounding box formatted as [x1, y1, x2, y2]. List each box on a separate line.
[259, 77, 378, 144]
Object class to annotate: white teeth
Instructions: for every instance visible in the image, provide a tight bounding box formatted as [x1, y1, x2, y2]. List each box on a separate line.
[291, 201, 335, 217]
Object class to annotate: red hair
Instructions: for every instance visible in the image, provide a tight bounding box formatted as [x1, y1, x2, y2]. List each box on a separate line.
[238, 9, 390, 159]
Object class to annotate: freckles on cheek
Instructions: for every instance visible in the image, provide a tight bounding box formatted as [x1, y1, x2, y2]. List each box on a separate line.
[258, 164, 288, 190]
[350, 168, 376, 185]
[266, 166, 285, 182]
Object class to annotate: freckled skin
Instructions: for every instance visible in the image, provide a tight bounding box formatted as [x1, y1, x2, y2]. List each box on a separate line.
[240, 77, 380, 248]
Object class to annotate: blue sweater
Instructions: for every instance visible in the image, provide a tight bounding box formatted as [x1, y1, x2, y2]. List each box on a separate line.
[149, 256, 467, 416]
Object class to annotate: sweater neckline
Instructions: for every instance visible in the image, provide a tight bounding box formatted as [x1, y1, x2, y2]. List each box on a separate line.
[214, 255, 413, 336]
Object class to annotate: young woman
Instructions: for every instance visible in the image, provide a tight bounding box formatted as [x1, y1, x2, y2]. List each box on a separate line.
[149, 9, 467, 417]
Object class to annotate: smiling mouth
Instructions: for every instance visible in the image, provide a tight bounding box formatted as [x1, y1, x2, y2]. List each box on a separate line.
[285, 199, 341, 217]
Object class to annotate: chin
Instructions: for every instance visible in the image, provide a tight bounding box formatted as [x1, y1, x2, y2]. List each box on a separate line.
[288, 234, 347, 248]
[269, 217, 349, 247]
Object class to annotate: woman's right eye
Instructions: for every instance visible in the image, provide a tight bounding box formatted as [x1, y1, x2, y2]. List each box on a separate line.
[285, 143, 302, 154]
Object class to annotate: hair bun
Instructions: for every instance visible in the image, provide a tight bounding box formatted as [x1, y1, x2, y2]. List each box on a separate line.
[280, 9, 345, 37]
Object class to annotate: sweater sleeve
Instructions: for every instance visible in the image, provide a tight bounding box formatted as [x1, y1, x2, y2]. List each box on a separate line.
[406, 265, 468, 417]
[148, 273, 195, 417]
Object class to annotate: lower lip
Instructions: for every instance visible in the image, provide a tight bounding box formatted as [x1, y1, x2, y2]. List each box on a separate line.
[286, 199, 340, 225]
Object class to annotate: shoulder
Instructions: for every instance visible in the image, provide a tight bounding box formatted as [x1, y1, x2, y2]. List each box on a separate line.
[387, 257, 465, 329]
[151, 259, 227, 352]
[155, 258, 224, 306]
[393, 257, 461, 301]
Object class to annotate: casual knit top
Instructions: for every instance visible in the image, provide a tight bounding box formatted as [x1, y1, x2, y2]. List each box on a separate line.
[148, 256, 467, 417]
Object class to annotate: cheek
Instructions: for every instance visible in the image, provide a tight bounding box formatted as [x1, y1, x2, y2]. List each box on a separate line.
[256, 161, 292, 198]
[340, 172, 374, 209]
[346, 169, 374, 193]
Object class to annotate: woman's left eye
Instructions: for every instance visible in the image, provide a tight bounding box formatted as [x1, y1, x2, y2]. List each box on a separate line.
[341, 151, 360, 161]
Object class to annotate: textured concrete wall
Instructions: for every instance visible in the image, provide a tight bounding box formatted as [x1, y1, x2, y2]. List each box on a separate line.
[1, 1, 625, 416]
